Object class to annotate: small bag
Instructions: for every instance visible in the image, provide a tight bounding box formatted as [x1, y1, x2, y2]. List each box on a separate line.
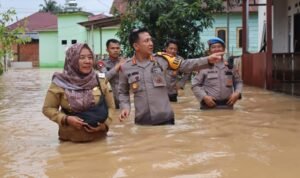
[64, 76, 108, 127]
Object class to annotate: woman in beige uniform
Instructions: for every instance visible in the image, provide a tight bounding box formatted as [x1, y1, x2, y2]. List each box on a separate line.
[42, 43, 115, 142]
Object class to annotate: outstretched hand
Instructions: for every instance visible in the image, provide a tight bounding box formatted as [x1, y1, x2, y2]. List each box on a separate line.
[207, 52, 225, 64]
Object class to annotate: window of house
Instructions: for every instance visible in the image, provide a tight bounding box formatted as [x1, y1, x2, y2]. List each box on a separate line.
[61, 40, 67, 45]
[237, 28, 243, 48]
[215, 27, 227, 46]
[71, 40, 77, 44]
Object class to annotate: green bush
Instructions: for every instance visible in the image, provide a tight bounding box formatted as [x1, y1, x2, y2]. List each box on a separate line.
[116, 0, 224, 58]
[0, 7, 30, 75]
[0, 62, 3, 75]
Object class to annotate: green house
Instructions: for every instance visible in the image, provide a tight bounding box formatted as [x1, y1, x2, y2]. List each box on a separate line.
[37, 1, 258, 67]
[201, 5, 259, 56]
[38, 12, 119, 68]
[78, 16, 121, 59]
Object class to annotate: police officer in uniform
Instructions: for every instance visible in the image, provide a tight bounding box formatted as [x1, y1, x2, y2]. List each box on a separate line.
[118, 28, 224, 125]
[164, 39, 191, 102]
[97, 39, 125, 109]
[191, 37, 243, 109]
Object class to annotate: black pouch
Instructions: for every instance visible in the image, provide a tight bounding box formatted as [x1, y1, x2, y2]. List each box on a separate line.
[168, 93, 178, 102]
[73, 95, 108, 127]
[63, 77, 108, 127]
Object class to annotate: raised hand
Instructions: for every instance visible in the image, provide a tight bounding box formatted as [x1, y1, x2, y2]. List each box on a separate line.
[115, 57, 126, 71]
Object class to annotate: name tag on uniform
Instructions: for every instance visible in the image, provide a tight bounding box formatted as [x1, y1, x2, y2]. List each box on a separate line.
[98, 73, 105, 78]
[207, 73, 218, 79]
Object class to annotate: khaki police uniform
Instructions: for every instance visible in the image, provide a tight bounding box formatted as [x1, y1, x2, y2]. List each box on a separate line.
[165, 55, 191, 101]
[42, 77, 115, 142]
[118, 55, 209, 125]
[98, 57, 122, 108]
[191, 62, 243, 109]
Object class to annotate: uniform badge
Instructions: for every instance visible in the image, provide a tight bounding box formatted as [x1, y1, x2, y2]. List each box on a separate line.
[132, 82, 139, 90]
[131, 82, 139, 92]
[152, 74, 166, 87]
[155, 76, 163, 83]
[97, 61, 105, 69]
[172, 70, 177, 76]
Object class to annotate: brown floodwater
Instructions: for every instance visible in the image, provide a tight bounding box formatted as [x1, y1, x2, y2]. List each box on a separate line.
[0, 68, 300, 178]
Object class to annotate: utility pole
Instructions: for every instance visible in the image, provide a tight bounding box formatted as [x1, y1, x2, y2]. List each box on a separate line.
[227, 0, 230, 57]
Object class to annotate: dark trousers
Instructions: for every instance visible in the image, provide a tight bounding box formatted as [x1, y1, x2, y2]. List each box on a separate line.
[153, 118, 175, 125]
[168, 94, 178, 102]
[200, 99, 233, 109]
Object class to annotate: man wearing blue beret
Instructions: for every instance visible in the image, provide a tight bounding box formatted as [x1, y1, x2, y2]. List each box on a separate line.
[191, 37, 243, 109]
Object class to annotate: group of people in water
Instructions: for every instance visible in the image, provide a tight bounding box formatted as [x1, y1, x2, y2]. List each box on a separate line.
[42, 28, 243, 142]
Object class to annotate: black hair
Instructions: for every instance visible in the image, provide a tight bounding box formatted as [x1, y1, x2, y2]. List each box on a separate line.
[129, 27, 149, 48]
[165, 39, 179, 48]
[106, 39, 120, 48]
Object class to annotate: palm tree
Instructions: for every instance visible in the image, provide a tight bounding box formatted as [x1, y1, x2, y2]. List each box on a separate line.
[39, 0, 62, 13]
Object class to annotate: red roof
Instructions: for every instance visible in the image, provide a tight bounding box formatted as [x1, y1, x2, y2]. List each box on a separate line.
[88, 13, 109, 21]
[8, 12, 57, 32]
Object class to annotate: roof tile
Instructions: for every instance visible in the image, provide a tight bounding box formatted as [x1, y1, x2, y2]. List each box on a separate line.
[7, 12, 57, 32]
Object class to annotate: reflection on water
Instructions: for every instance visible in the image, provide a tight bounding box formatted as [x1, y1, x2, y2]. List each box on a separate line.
[1, 68, 300, 178]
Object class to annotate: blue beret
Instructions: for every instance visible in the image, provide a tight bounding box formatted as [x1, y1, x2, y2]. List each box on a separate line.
[207, 37, 225, 46]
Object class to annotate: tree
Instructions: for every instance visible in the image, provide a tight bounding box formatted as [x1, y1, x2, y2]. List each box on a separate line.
[0, 8, 30, 75]
[39, 0, 63, 13]
[116, 0, 224, 58]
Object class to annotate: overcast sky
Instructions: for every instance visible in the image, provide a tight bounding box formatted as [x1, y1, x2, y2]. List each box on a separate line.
[0, 0, 113, 22]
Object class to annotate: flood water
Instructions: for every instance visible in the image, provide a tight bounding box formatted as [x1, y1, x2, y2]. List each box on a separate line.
[1, 68, 300, 178]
